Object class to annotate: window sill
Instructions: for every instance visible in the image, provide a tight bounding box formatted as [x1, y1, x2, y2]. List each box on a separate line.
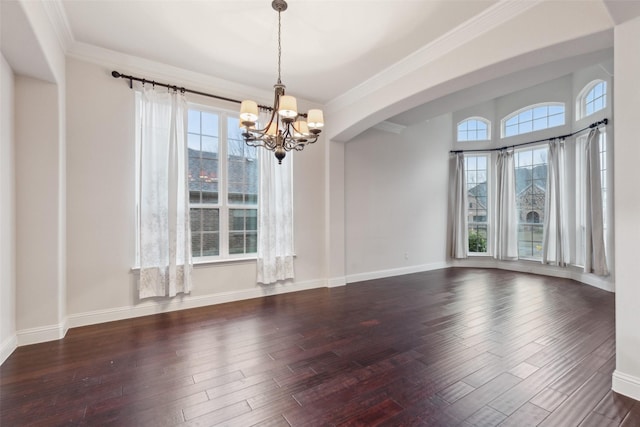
[130, 256, 257, 273]
[193, 256, 257, 268]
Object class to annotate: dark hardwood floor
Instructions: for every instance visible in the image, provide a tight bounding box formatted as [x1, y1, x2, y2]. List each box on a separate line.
[1, 267, 639, 426]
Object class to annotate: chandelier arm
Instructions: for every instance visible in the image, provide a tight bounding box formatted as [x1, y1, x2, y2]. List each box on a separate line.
[244, 106, 279, 135]
[238, 0, 323, 163]
[268, 106, 280, 132]
[245, 136, 277, 151]
[282, 123, 293, 140]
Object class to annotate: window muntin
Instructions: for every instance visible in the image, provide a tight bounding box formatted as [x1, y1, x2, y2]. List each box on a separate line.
[515, 147, 548, 260]
[188, 108, 258, 259]
[575, 130, 608, 267]
[465, 155, 489, 254]
[227, 116, 258, 255]
[457, 117, 490, 141]
[502, 103, 565, 138]
[578, 80, 607, 119]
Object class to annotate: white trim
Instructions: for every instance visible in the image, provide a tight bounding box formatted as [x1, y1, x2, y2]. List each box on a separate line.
[67, 41, 276, 107]
[373, 121, 406, 135]
[346, 262, 449, 284]
[11, 260, 613, 348]
[326, 0, 541, 112]
[67, 279, 326, 329]
[42, 0, 74, 52]
[16, 320, 68, 346]
[501, 102, 566, 138]
[327, 276, 347, 288]
[452, 258, 614, 292]
[0, 335, 17, 365]
[612, 370, 640, 401]
[457, 116, 492, 142]
[576, 79, 607, 121]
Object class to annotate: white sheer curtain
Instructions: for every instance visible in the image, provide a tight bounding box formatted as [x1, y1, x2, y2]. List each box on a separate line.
[583, 128, 608, 276]
[256, 141, 295, 284]
[449, 153, 467, 259]
[494, 149, 518, 260]
[137, 87, 192, 298]
[543, 138, 568, 266]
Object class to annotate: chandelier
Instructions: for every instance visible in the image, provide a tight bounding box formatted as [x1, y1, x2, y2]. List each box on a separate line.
[239, 0, 324, 164]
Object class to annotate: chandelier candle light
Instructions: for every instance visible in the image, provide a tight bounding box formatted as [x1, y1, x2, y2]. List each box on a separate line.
[239, 0, 324, 164]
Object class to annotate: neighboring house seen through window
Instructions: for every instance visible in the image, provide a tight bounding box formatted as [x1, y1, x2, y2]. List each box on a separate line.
[188, 107, 258, 259]
[514, 146, 548, 259]
[465, 155, 489, 253]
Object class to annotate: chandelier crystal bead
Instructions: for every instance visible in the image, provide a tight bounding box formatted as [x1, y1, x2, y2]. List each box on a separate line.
[239, 0, 323, 164]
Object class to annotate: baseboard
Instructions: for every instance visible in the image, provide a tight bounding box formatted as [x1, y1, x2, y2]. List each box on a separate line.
[67, 278, 327, 329]
[452, 258, 614, 292]
[346, 262, 449, 284]
[0, 334, 17, 365]
[16, 320, 68, 346]
[612, 370, 640, 401]
[327, 276, 346, 288]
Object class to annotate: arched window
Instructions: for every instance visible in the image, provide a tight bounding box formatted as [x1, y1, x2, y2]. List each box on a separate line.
[526, 211, 540, 224]
[502, 103, 565, 138]
[457, 117, 490, 141]
[577, 80, 606, 119]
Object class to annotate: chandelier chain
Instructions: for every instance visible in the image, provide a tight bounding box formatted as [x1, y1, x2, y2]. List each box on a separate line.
[238, 0, 323, 164]
[277, 10, 282, 84]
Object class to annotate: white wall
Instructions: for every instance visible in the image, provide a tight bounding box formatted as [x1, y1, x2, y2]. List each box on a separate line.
[612, 15, 640, 402]
[14, 75, 64, 336]
[446, 67, 615, 292]
[65, 58, 327, 326]
[2, 0, 68, 349]
[345, 114, 451, 282]
[325, 138, 346, 286]
[327, 1, 613, 143]
[0, 54, 16, 364]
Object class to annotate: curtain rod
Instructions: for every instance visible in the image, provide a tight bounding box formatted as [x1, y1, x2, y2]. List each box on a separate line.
[450, 118, 608, 154]
[111, 70, 273, 111]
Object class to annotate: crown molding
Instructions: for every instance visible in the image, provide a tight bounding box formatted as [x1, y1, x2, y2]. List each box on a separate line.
[39, 0, 279, 105]
[326, 0, 542, 113]
[67, 41, 276, 106]
[41, 0, 74, 53]
[373, 121, 406, 135]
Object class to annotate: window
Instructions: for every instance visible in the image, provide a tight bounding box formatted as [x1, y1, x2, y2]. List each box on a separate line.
[188, 107, 258, 259]
[465, 155, 489, 253]
[502, 103, 565, 138]
[577, 80, 606, 119]
[575, 130, 608, 267]
[457, 117, 490, 141]
[514, 147, 548, 259]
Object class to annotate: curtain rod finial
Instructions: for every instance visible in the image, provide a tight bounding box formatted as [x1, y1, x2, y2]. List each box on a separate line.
[111, 71, 121, 78]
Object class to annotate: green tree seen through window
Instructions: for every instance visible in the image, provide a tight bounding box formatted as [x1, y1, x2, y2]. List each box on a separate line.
[469, 230, 487, 253]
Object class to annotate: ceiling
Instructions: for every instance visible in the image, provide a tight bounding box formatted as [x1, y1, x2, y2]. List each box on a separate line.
[6, 0, 640, 134]
[59, 0, 498, 105]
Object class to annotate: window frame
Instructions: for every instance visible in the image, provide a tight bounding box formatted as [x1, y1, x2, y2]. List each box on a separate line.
[457, 117, 491, 142]
[514, 144, 548, 261]
[576, 80, 607, 120]
[574, 129, 609, 269]
[464, 153, 490, 255]
[501, 102, 565, 138]
[187, 103, 259, 262]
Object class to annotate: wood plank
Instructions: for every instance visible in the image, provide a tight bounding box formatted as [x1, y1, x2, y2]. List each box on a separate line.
[1, 268, 634, 426]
